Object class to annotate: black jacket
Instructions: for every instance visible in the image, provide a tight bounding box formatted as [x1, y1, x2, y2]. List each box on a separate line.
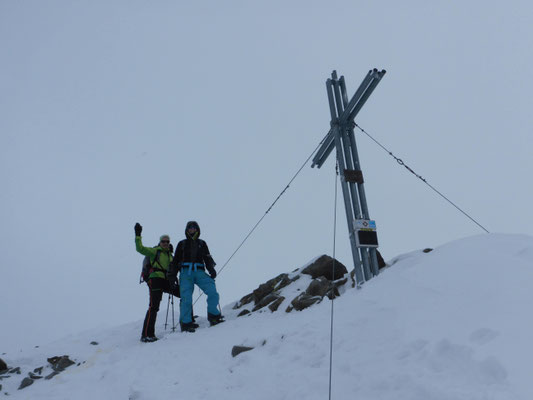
[168, 221, 216, 278]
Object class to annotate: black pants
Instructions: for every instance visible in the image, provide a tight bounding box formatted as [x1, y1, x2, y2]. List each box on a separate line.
[142, 277, 180, 338]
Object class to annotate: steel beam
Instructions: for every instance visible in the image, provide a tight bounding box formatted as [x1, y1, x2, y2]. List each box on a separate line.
[311, 69, 386, 169]
[312, 69, 385, 285]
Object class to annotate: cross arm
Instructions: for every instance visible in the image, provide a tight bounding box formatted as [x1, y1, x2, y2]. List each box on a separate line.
[311, 69, 386, 169]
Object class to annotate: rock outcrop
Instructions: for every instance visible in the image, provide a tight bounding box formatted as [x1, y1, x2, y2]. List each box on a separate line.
[0, 358, 7, 373]
[9, 355, 77, 391]
[231, 346, 254, 357]
[301, 255, 348, 280]
[18, 377, 34, 390]
[47, 355, 75, 372]
[233, 254, 354, 316]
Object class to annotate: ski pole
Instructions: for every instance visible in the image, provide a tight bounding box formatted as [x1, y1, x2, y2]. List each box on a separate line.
[171, 293, 175, 332]
[164, 293, 171, 330]
[173, 299, 181, 331]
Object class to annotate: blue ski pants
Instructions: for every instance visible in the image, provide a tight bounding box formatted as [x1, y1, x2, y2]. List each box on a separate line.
[179, 267, 220, 324]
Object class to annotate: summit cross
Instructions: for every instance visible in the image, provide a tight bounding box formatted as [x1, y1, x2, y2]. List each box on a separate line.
[312, 69, 386, 285]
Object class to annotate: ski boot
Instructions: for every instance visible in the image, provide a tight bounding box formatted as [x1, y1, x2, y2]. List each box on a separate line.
[140, 336, 159, 343]
[180, 322, 196, 333]
[208, 313, 225, 326]
[191, 315, 199, 329]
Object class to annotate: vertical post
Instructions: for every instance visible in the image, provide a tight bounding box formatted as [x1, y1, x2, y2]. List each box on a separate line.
[345, 125, 379, 277]
[327, 80, 365, 285]
[332, 76, 362, 219]
[333, 76, 377, 280]
[315, 69, 385, 284]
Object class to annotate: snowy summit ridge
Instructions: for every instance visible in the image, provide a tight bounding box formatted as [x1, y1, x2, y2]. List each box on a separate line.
[1, 233, 532, 400]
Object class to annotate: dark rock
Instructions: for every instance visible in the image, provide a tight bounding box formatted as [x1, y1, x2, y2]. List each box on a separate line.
[290, 293, 321, 311]
[231, 346, 254, 358]
[304, 276, 346, 300]
[423, 248, 433, 253]
[252, 273, 288, 304]
[252, 293, 281, 311]
[45, 371, 60, 380]
[233, 292, 254, 309]
[237, 309, 251, 317]
[376, 250, 387, 269]
[250, 273, 300, 307]
[28, 372, 42, 379]
[350, 269, 356, 287]
[0, 383, 2, 391]
[326, 286, 340, 299]
[47, 356, 75, 372]
[252, 283, 275, 305]
[56, 357, 75, 371]
[268, 296, 285, 312]
[0, 375, 10, 380]
[305, 277, 331, 297]
[285, 305, 294, 313]
[334, 277, 348, 288]
[33, 367, 43, 375]
[275, 274, 300, 291]
[90, 341, 98, 346]
[301, 255, 347, 281]
[9, 367, 21, 374]
[18, 377, 34, 390]
[0, 359, 7, 373]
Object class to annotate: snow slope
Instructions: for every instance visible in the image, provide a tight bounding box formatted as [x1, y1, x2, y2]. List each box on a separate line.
[1, 233, 532, 399]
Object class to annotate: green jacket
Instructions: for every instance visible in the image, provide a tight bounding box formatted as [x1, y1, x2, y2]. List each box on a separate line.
[135, 236, 173, 280]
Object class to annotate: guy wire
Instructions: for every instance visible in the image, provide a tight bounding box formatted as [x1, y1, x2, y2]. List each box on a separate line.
[192, 136, 327, 306]
[353, 122, 490, 234]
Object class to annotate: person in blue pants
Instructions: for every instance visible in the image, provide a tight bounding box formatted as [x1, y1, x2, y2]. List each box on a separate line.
[168, 221, 223, 332]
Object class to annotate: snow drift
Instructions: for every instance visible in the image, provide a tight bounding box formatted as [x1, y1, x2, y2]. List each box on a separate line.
[1, 233, 532, 399]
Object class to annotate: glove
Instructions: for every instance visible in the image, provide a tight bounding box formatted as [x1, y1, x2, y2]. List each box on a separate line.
[167, 272, 177, 290]
[206, 256, 216, 279]
[134, 222, 142, 236]
[168, 278, 177, 291]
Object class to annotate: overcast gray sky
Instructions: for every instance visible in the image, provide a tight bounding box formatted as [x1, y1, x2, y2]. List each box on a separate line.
[2, 0, 532, 350]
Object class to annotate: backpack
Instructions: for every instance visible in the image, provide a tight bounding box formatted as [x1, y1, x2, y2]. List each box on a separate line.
[139, 248, 162, 284]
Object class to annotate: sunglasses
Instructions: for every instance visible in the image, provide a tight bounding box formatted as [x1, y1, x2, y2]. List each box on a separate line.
[160, 240, 170, 244]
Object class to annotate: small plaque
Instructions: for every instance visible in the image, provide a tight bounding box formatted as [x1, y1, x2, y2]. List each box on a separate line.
[354, 219, 378, 248]
[356, 230, 379, 247]
[344, 169, 364, 183]
[354, 219, 377, 230]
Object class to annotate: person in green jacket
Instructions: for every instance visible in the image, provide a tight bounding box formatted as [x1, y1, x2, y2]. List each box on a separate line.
[135, 222, 179, 342]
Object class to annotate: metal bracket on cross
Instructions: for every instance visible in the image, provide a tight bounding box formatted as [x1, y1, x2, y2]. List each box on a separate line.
[312, 69, 386, 285]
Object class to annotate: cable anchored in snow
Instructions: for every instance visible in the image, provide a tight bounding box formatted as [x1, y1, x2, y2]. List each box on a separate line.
[353, 122, 490, 234]
[328, 162, 339, 400]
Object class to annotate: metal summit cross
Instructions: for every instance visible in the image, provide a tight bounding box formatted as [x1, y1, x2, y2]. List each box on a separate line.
[312, 69, 386, 286]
